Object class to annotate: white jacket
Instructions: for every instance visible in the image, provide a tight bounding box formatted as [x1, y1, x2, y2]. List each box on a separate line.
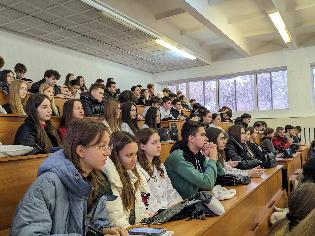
[137, 163, 182, 213]
[103, 158, 150, 228]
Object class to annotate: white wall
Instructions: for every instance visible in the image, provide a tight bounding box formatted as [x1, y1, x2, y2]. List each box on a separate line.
[0, 30, 153, 90]
[153, 46, 315, 119]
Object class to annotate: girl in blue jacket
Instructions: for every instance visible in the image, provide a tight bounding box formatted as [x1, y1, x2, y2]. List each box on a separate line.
[11, 119, 127, 236]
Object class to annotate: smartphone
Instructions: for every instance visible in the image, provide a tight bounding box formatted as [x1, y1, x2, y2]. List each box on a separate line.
[128, 227, 166, 235]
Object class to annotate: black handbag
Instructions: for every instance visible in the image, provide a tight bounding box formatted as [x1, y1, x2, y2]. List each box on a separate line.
[215, 174, 251, 186]
[261, 151, 277, 168]
[169, 122, 179, 141]
[283, 148, 294, 158]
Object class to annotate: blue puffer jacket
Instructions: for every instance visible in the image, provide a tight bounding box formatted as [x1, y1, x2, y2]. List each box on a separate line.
[11, 150, 114, 236]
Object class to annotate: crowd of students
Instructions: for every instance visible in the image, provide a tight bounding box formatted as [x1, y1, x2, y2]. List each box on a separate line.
[1, 59, 314, 235]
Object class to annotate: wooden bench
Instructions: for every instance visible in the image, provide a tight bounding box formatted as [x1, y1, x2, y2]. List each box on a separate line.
[54, 97, 70, 116]
[160, 141, 175, 162]
[136, 105, 146, 116]
[218, 122, 233, 132]
[0, 115, 60, 145]
[0, 154, 48, 235]
[151, 166, 285, 236]
[0, 91, 9, 105]
[182, 109, 191, 117]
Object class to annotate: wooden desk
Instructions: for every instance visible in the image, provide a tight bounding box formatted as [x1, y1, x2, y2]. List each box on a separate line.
[160, 141, 175, 162]
[218, 122, 233, 132]
[54, 97, 70, 116]
[255, 134, 261, 145]
[298, 145, 308, 167]
[0, 115, 60, 145]
[161, 120, 185, 140]
[136, 105, 145, 116]
[138, 120, 145, 129]
[276, 152, 302, 190]
[0, 154, 48, 234]
[182, 110, 191, 117]
[152, 166, 284, 236]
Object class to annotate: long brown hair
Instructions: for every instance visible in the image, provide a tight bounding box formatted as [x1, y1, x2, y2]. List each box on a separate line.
[60, 99, 82, 128]
[109, 131, 140, 211]
[63, 119, 107, 208]
[39, 83, 59, 116]
[25, 94, 62, 153]
[9, 80, 27, 115]
[103, 100, 121, 134]
[135, 128, 164, 177]
[205, 127, 226, 166]
[268, 182, 315, 235]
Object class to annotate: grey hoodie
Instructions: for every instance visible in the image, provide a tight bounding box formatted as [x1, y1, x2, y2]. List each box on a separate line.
[11, 150, 114, 236]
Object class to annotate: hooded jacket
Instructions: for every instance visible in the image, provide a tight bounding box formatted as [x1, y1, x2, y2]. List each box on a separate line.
[164, 140, 224, 199]
[11, 150, 114, 236]
[103, 158, 150, 228]
[225, 137, 262, 170]
[30, 79, 61, 95]
[80, 92, 104, 117]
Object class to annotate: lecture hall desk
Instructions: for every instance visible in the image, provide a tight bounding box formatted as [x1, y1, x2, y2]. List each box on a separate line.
[152, 166, 284, 236]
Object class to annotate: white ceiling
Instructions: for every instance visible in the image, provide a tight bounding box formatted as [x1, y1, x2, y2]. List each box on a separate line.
[1, 0, 315, 74]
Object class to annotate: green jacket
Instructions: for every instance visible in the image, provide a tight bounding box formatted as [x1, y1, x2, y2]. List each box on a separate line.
[165, 149, 224, 199]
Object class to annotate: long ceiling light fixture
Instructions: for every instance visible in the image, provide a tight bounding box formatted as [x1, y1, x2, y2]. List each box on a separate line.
[268, 11, 291, 43]
[81, 0, 196, 60]
[155, 39, 196, 60]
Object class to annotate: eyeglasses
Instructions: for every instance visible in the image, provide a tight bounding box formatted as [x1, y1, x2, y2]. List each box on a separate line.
[88, 144, 113, 152]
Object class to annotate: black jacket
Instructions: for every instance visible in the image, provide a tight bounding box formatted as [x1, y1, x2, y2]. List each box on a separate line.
[80, 92, 104, 116]
[170, 107, 184, 120]
[2, 103, 11, 114]
[247, 142, 265, 162]
[103, 90, 118, 101]
[0, 81, 10, 94]
[225, 137, 261, 170]
[14, 117, 61, 155]
[234, 117, 248, 128]
[261, 136, 277, 154]
[30, 79, 61, 95]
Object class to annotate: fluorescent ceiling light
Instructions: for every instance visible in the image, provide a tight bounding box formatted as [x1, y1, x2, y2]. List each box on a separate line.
[268, 12, 291, 43]
[155, 39, 196, 60]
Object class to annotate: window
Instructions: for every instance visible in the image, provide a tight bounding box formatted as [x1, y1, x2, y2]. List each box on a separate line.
[178, 82, 187, 97]
[204, 80, 217, 112]
[163, 68, 288, 111]
[189, 81, 204, 105]
[312, 66, 315, 99]
[166, 84, 176, 94]
[219, 78, 236, 111]
[235, 75, 256, 111]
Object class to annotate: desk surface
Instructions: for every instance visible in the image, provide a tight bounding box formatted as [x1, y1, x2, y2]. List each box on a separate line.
[152, 166, 283, 236]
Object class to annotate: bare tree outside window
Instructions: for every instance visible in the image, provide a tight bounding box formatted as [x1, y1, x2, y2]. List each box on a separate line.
[205, 80, 217, 112]
[189, 81, 204, 105]
[235, 75, 256, 111]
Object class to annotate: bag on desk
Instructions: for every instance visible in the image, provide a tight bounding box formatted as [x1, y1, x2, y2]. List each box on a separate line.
[215, 174, 251, 186]
[141, 191, 224, 225]
[261, 151, 277, 168]
[283, 148, 294, 158]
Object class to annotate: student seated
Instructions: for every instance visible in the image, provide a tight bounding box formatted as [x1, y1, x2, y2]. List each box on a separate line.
[11, 119, 127, 236]
[234, 113, 251, 128]
[118, 90, 134, 104]
[160, 96, 174, 120]
[68, 78, 81, 99]
[2, 79, 27, 115]
[80, 83, 105, 116]
[142, 96, 161, 117]
[136, 128, 182, 212]
[209, 113, 222, 129]
[253, 121, 264, 133]
[14, 94, 62, 154]
[58, 99, 84, 141]
[199, 108, 212, 130]
[308, 140, 315, 159]
[147, 83, 155, 99]
[285, 125, 300, 150]
[31, 69, 61, 95]
[143, 107, 160, 129]
[261, 127, 277, 154]
[104, 81, 118, 101]
[103, 131, 150, 228]
[165, 120, 223, 199]
[103, 100, 122, 135]
[225, 125, 262, 170]
[121, 101, 139, 135]
[179, 94, 192, 110]
[272, 127, 292, 153]
[219, 106, 233, 122]
[170, 98, 185, 120]
[64, 73, 75, 88]
[295, 126, 302, 142]
[131, 85, 141, 105]
[247, 126, 270, 162]
[39, 83, 60, 116]
[206, 127, 263, 178]
[14, 63, 27, 80]
[0, 69, 15, 94]
[78, 76, 88, 93]
[138, 88, 151, 106]
[268, 183, 315, 236]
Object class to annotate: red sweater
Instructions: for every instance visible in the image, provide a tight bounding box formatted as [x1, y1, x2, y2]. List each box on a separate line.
[272, 135, 291, 152]
[58, 127, 68, 141]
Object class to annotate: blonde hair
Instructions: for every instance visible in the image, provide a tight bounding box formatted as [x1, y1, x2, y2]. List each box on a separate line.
[103, 100, 121, 134]
[9, 80, 27, 115]
[39, 83, 59, 116]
